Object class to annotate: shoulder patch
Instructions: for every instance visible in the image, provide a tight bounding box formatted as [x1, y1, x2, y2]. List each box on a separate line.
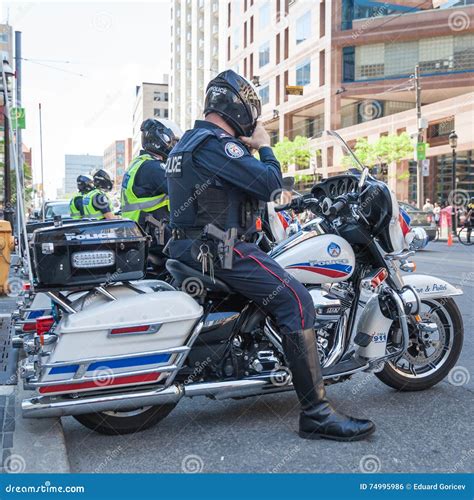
[224, 142, 245, 159]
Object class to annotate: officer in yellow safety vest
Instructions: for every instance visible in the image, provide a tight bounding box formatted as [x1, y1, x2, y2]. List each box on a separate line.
[121, 118, 182, 230]
[69, 174, 94, 219]
[82, 169, 116, 220]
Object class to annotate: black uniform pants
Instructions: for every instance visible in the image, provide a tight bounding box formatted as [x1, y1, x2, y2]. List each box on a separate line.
[169, 240, 315, 334]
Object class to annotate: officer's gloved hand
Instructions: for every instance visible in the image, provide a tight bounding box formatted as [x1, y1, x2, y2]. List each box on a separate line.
[239, 122, 271, 151]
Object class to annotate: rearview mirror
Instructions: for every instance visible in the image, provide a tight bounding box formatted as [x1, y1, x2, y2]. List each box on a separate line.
[358, 168, 369, 191]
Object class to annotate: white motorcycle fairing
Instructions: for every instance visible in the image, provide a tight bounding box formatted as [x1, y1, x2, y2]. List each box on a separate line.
[402, 274, 463, 299]
[37, 290, 203, 395]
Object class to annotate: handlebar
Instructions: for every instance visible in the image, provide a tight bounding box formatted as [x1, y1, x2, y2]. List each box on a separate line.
[328, 199, 347, 216]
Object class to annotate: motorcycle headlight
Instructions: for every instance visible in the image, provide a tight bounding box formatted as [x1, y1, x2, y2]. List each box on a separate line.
[406, 227, 428, 251]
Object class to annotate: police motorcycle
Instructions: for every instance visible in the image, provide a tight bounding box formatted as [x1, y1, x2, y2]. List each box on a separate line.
[19, 132, 463, 436]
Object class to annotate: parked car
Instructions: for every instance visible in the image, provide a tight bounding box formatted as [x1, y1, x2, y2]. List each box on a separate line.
[30, 200, 71, 221]
[399, 202, 437, 241]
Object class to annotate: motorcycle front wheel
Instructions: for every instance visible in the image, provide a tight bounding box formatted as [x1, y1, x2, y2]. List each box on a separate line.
[74, 403, 176, 435]
[376, 297, 464, 391]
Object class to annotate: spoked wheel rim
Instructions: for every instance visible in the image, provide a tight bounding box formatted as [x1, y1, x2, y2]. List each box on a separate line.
[101, 406, 153, 418]
[389, 299, 454, 379]
[458, 227, 474, 245]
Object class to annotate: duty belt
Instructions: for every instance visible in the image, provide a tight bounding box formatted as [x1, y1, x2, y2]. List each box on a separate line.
[172, 227, 258, 243]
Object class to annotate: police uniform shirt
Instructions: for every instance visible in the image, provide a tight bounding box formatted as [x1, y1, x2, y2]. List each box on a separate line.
[167, 120, 282, 230]
[92, 192, 112, 215]
[132, 150, 168, 198]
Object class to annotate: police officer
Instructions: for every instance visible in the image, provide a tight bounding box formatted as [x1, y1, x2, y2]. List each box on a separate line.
[83, 169, 116, 220]
[121, 118, 182, 228]
[166, 70, 375, 441]
[69, 174, 94, 219]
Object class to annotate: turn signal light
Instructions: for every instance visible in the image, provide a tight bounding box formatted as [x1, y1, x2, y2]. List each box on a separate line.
[22, 322, 36, 333]
[371, 269, 388, 289]
[36, 316, 55, 336]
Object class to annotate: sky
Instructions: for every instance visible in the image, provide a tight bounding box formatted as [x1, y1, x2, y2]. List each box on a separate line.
[2, 0, 171, 199]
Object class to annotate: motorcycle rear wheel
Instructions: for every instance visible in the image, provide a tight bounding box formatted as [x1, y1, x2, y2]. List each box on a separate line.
[376, 297, 463, 391]
[74, 403, 176, 435]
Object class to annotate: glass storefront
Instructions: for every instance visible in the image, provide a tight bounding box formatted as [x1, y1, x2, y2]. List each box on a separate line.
[408, 150, 474, 204]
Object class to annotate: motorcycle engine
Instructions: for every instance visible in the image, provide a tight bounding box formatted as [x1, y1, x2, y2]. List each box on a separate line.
[224, 329, 283, 378]
[310, 284, 354, 365]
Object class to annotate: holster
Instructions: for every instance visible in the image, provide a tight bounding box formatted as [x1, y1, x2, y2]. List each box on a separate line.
[202, 224, 238, 270]
[145, 214, 167, 246]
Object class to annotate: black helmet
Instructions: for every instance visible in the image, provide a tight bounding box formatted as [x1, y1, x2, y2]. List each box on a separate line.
[141, 118, 183, 160]
[204, 70, 261, 137]
[93, 169, 113, 192]
[76, 174, 94, 194]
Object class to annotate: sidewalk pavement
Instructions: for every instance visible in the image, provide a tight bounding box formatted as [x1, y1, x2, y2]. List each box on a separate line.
[0, 294, 70, 473]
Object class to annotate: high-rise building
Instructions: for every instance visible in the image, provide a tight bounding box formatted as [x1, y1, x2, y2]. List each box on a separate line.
[223, 0, 474, 201]
[132, 80, 169, 158]
[0, 24, 13, 206]
[170, 0, 221, 131]
[103, 139, 133, 187]
[64, 154, 103, 195]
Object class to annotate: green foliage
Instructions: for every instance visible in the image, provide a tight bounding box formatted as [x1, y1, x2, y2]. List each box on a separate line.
[3, 161, 34, 208]
[273, 136, 318, 172]
[342, 132, 414, 170]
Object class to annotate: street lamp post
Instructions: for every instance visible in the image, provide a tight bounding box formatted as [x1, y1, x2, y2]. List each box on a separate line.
[449, 130, 458, 235]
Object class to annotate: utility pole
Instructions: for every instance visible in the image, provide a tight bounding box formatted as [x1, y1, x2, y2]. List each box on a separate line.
[15, 31, 23, 258]
[15, 32, 23, 190]
[415, 65, 424, 209]
[38, 103, 45, 219]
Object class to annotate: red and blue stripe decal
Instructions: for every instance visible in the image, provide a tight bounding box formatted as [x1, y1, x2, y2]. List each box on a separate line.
[48, 353, 171, 376]
[286, 262, 352, 278]
[40, 353, 172, 394]
[399, 207, 411, 236]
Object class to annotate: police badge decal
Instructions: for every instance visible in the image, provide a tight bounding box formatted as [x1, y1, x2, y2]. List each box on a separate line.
[224, 142, 245, 159]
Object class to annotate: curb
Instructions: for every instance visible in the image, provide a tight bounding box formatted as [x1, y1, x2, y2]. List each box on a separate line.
[9, 380, 71, 473]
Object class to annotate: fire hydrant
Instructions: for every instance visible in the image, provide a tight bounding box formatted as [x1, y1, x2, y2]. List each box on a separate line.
[0, 221, 15, 295]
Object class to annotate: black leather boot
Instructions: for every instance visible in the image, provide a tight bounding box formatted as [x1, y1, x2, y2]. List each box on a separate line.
[282, 328, 375, 441]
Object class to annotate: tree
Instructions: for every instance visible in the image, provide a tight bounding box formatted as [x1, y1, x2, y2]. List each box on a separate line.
[273, 136, 316, 172]
[342, 132, 414, 170]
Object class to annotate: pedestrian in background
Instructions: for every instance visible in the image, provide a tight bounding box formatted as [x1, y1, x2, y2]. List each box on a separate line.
[423, 198, 434, 212]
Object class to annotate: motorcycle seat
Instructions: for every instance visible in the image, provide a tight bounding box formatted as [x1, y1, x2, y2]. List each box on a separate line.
[166, 259, 232, 295]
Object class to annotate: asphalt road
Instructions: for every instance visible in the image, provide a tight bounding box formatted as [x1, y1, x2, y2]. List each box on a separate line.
[63, 241, 474, 473]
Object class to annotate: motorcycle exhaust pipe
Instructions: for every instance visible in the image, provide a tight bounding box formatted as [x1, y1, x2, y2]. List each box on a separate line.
[22, 384, 184, 418]
[22, 372, 293, 418]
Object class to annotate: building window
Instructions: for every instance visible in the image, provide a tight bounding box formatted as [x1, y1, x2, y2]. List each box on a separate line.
[259, 41, 270, 67]
[296, 60, 311, 86]
[250, 15, 254, 44]
[154, 108, 161, 117]
[296, 11, 311, 45]
[234, 27, 241, 50]
[347, 34, 474, 82]
[244, 21, 248, 48]
[227, 36, 231, 61]
[284, 27, 289, 59]
[154, 91, 169, 102]
[259, 1, 270, 30]
[276, 74, 281, 106]
[259, 83, 270, 105]
[227, 2, 231, 27]
[276, 33, 281, 65]
[320, 0, 326, 37]
[319, 50, 325, 86]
